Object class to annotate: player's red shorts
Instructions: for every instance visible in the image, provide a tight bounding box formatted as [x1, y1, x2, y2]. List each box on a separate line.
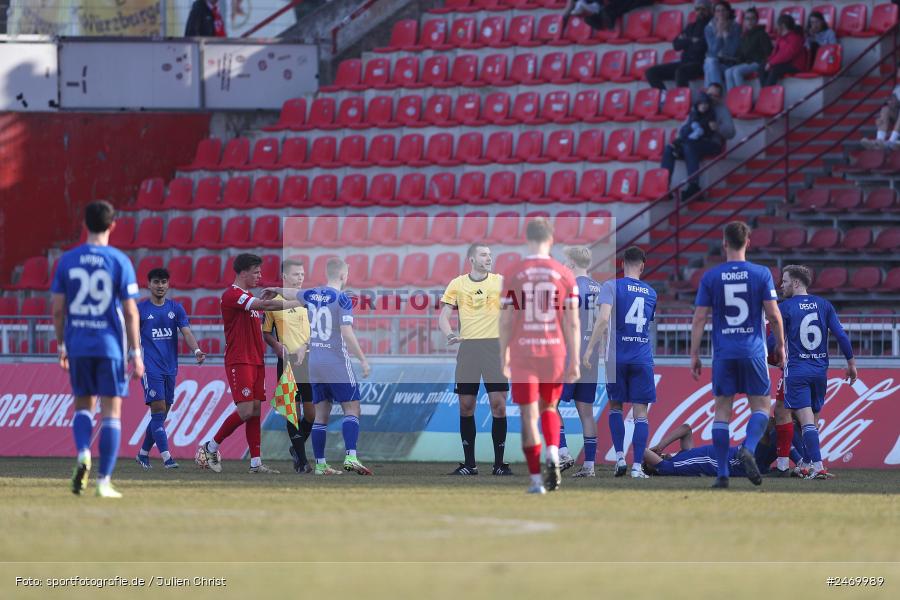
[775, 374, 785, 403]
[510, 355, 565, 405]
[226, 363, 266, 404]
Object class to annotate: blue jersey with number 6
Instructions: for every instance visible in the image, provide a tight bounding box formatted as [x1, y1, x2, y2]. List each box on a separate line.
[778, 295, 852, 379]
[599, 277, 657, 365]
[695, 261, 776, 360]
[302, 287, 355, 381]
[51, 244, 139, 360]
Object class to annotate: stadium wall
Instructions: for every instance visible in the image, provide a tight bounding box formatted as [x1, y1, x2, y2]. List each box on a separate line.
[0, 112, 211, 284]
[0, 363, 897, 469]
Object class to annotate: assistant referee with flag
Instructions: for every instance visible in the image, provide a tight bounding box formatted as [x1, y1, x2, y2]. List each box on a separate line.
[438, 243, 512, 476]
[263, 258, 315, 474]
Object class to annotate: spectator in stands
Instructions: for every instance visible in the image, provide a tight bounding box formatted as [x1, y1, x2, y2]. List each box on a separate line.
[861, 68, 900, 149]
[645, 0, 713, 91]
[723, 7, 772, 90]
[661, 83, 735, 200]
[584, 0, 655, 30]
[760, 14, 807, 86]
[804, 11, 837, 67]
[703, 1, 741, 87]
[185, 0, 226, 37]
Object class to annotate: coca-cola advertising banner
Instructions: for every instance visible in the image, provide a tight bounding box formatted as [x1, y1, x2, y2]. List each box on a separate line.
[0, 363, 898, 467]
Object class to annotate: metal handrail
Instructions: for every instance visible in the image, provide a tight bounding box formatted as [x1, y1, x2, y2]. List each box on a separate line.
[331, 0, 381, 55]
[593, 25, 900, 272]
[240, 0, 305, 38]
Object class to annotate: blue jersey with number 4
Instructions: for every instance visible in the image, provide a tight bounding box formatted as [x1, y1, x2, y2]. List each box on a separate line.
[139, 298, 189, 377]
[51, 244, 139, 360]
[778, 295, 853, 379]
[599, 277, 657, 365]
[695, 261, 776, 360]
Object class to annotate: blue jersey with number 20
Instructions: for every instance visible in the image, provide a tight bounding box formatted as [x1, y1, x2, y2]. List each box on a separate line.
[51, 244, 139, 360]
[302, 287, 355, 382]
[695, 261, 776, 360]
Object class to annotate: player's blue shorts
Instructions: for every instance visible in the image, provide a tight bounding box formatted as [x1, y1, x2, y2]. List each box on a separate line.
[311, 381, 361, 404]
[784, 375, 827, 412]
[711, 356, 770, 397]
[142, 373, 176, 405]
[605, 362, 656, 405]
[656, 446, 743, 477]
[69, 356, 128, 398]
[560, 381, 598, 404]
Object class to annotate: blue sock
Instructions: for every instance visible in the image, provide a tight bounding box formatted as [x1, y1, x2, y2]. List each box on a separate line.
[712, 421, 730, 478]
[140, 422, 155, 454]
[793, 426, 810, 462]
[72, 409, 93, 454]
[150, 412, 169, 455]
[311, 423, 327, 462]
[583, 436, 597, 463]
[98, 418, 121, 478]
[743, 410, 769, 453]
[608, 409, 625, 455]
[632, 417, 649, 466]
[802, 424, 822, 463]
[790, 447, 803, 465]
[342, 415, 359, 454]
[558, 424, 568, 451]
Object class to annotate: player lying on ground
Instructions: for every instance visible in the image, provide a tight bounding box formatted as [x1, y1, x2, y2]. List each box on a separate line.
[136, 268, 206, 470]
[584, 246, 658, 479]
[498, 217, 581, 494]
[265, 257, 373, 476]
[196, 254, 303, 475]
[52, 201, 144, 499]
[766, 264, 857, 480]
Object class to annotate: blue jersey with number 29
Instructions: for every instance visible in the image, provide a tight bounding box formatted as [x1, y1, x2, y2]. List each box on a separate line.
[695, 261, 776, 360]
[51, 244, 139, 360]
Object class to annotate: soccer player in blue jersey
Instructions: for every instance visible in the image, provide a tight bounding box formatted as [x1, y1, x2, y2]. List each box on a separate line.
[51, 201, 144, 498]
[690, 221, 785, 489]
[556, 246, 602, 478]
[769, 264, 857, 479]
[135, 268, 206, 470]
[268, 257, 372, 476]
[584, 246, 658, 479]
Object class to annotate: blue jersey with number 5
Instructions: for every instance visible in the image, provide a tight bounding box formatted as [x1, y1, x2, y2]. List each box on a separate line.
[695, 261, 776, 360]
[599, 277, 657, 365]
[51, 244, 139, 360]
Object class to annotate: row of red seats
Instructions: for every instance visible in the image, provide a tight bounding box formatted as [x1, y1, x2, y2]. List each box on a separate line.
[176, 128, 674, 179]
[789, 187, 899, 213]
[133, 166, 666, 213]
[674, 264, 900, 293]
[752, 226, 900, 252]
[837, 148, 900, 174]
[426, 0, 894, 39]
[324, 49, 676, 93]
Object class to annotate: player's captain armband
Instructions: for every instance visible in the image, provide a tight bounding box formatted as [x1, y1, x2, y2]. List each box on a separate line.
[127, 283, 139, 296]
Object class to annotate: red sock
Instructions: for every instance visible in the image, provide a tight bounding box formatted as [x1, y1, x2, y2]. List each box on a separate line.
[245, 415, 261, 459]
[214, 411, 245, 444]
[540, 409, 561, 448]
[776, 422, 793, 459]
[523, 444, 542, 475]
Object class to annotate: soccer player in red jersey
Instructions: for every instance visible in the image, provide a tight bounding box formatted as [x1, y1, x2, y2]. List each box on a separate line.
[498, 218, 581, 494]
[196, 254, 302, 474]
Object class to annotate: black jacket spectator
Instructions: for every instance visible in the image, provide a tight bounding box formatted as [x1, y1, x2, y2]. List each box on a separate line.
[675, 14, 712, 63]
[736, 23, 772, 64]
[645, 0, 713, 90]
[185, 1, 221, 37]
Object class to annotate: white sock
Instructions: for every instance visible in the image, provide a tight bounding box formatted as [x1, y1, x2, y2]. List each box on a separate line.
[139, 449, 149, 457]
[316, 458, 326, 464]
[615, 451, 625, 461]
[877, 130, 887, 141]
[250, 457, 261, 468]
[346, 450, 357, 457]
[632, 463, 642, 471]
[98, 475, 110, 485]
[813, 461, 824, 471]
[78, 449, 91, 463]
[160, 451, 171, 461]
[206, 440, 219, 453]
[547, 445, 559, 464]
[890, 131, 899, 142]
[583, 461, 594, 470]
[559, 447, 572, 459]
[776, 457, 789, 471]
[530, 474, 543, 486]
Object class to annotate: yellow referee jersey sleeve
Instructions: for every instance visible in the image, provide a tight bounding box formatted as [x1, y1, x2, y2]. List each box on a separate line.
[440, 273, 502, 340]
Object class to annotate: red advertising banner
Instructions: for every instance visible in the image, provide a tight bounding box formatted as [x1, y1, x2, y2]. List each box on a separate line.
[0, 364, 278, 460]
[595, 367, 900, 469]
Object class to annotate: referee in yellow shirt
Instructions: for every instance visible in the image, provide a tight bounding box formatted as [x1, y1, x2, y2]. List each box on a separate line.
[438, 243, 512, 476]
[262, 258, 315, 474]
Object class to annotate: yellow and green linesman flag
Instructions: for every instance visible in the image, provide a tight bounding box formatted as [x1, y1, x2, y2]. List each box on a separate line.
[271, 364, 299, 429]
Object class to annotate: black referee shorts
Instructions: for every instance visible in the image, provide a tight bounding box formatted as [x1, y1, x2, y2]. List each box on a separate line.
[454, 338, 509, 396]
[276, 354, 313, 405]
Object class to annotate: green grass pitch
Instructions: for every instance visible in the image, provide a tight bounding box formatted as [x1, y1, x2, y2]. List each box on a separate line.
[1, 458, 898, 599]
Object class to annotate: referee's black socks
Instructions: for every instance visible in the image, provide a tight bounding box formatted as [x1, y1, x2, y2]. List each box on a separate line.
[492, 417, 507, 466]
[460, 416, 477, 467]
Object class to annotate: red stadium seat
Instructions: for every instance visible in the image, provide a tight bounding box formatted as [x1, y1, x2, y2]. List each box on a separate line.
[310, 174, 338, 207]
[825, 189, 863, 212]
[838, 149, 885, 173]
[535, 13, 565, 44]
[617, 49, 657, 83]
[805, 228, 841, 251]
[654, 10, 683, 42]
[253, 176, 281, 208]
[513, 130, 544, 163]
[485, 131, 515, 163]
[839, 227, 872, 252]
[540, 90, 572, 123]
[625, 87, 661, 121]
[133, 216, 165, 249]
[619, 9, 654, 42]
[571, 130, 605, 163]
[477, 16, 508, 47]
[447, 54, 480, 87]
[283, 215, 310, 248]
[748, 85, 784, 118]
[308, 136, 338, 168]
[452, 93, 484, 126]
[485, 211, 520, 243]
[604, 128, 635, 161]
[1, 296, 21, 319]
[639, 169, 670, 201]
[487, 171, 517, 204]
[607, 169, 639, 202]
[570, 50, 600, 83]
[511, 91, 541, 124]
[418, 18, 451, 51]
[837, 4, 868, 37]
[813, 4, 837, 28]
[108, 216, 136, 249]
[310, 215, 340, 248]
[221, 176, 251, 208]
[455, 172, 487, 204]
[482, 91, 512, 125]
[873, 227, 900, 252]
[545, 170, 578, 204]
[791, 188, 830, 212]
[564, 15, 597, 45]
[20, 297, 48, 318]
[193, 216, 222, 249]
[368, 173, 397, 206]
[538, 52, 570, 84]
[862, 3, 898, 36]
[426, 172, 457, 205]
[813, 267, 848, 292]
[388, 56, 421, 89]
[161, 177, 194, 209]
[569, 90, 602, 124]
[429, 212, 460, 244]
[507, 15, 536, 46]
[449, 17, 477, 48]
[598, 50, 628, 82]
[180, 138, 221, 171]
[727, 85, 753, 119]
[423, 94, 452, 126]
[581, 210, 613, 240]
[395, 95, 424, 127]
[648, 87, 691, 121]
[394, 134, 425, 167]
[132, 177, 165, 211]
[396, 172, 426, 207]
[216, 138, 249, 170]
[428, 252, 463, 287]
[862, 188, 898, 212]
[456, 131, 486, 165]
[301, 97, 336, 131]
[338, 214, 370, 248]
[543, 129, 576, 162]
[362, 57, 391, 90]
[194, 296, 221, 317]
[368, 213, 400, 247]
[263, 98, 307, 131]
[164, 256, 193, 289]
[601, 88, 631, 121]
[252, 215, 281, 249]
[282, 175, 310, 208]
[458, 211, 489, 243]
[419, 133, 456, 167]
[750, 227, 775, 249]
[796, 45, 842, 78]
[848, 267, 882, 291]
[337, 135, 367, 167]
[345, 254, 372, 288]
[480, 54, 512, 87]
[509, 53, 539, 84]
[773, 227, 807, 250]
[163, 216, 194, 250]
[398, 213, 429, 245]
[634, 128, 666, 161]
[375, 19, 418, 53]
[335, 96, 366, 130]
[242, 137, 279, 170]
[576, 169, 608, 202]
[369, 253, 401, 287]
[321, 59, 363, 92]
[494, 252, 522, 276]
[219, 216, 252, 249]
[876, 267, 900, 291]
[13, 256, 49, 290]
[516, 169, 546, 203]
[780, 5, 806, 29]
[274, 137, 308, 170]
